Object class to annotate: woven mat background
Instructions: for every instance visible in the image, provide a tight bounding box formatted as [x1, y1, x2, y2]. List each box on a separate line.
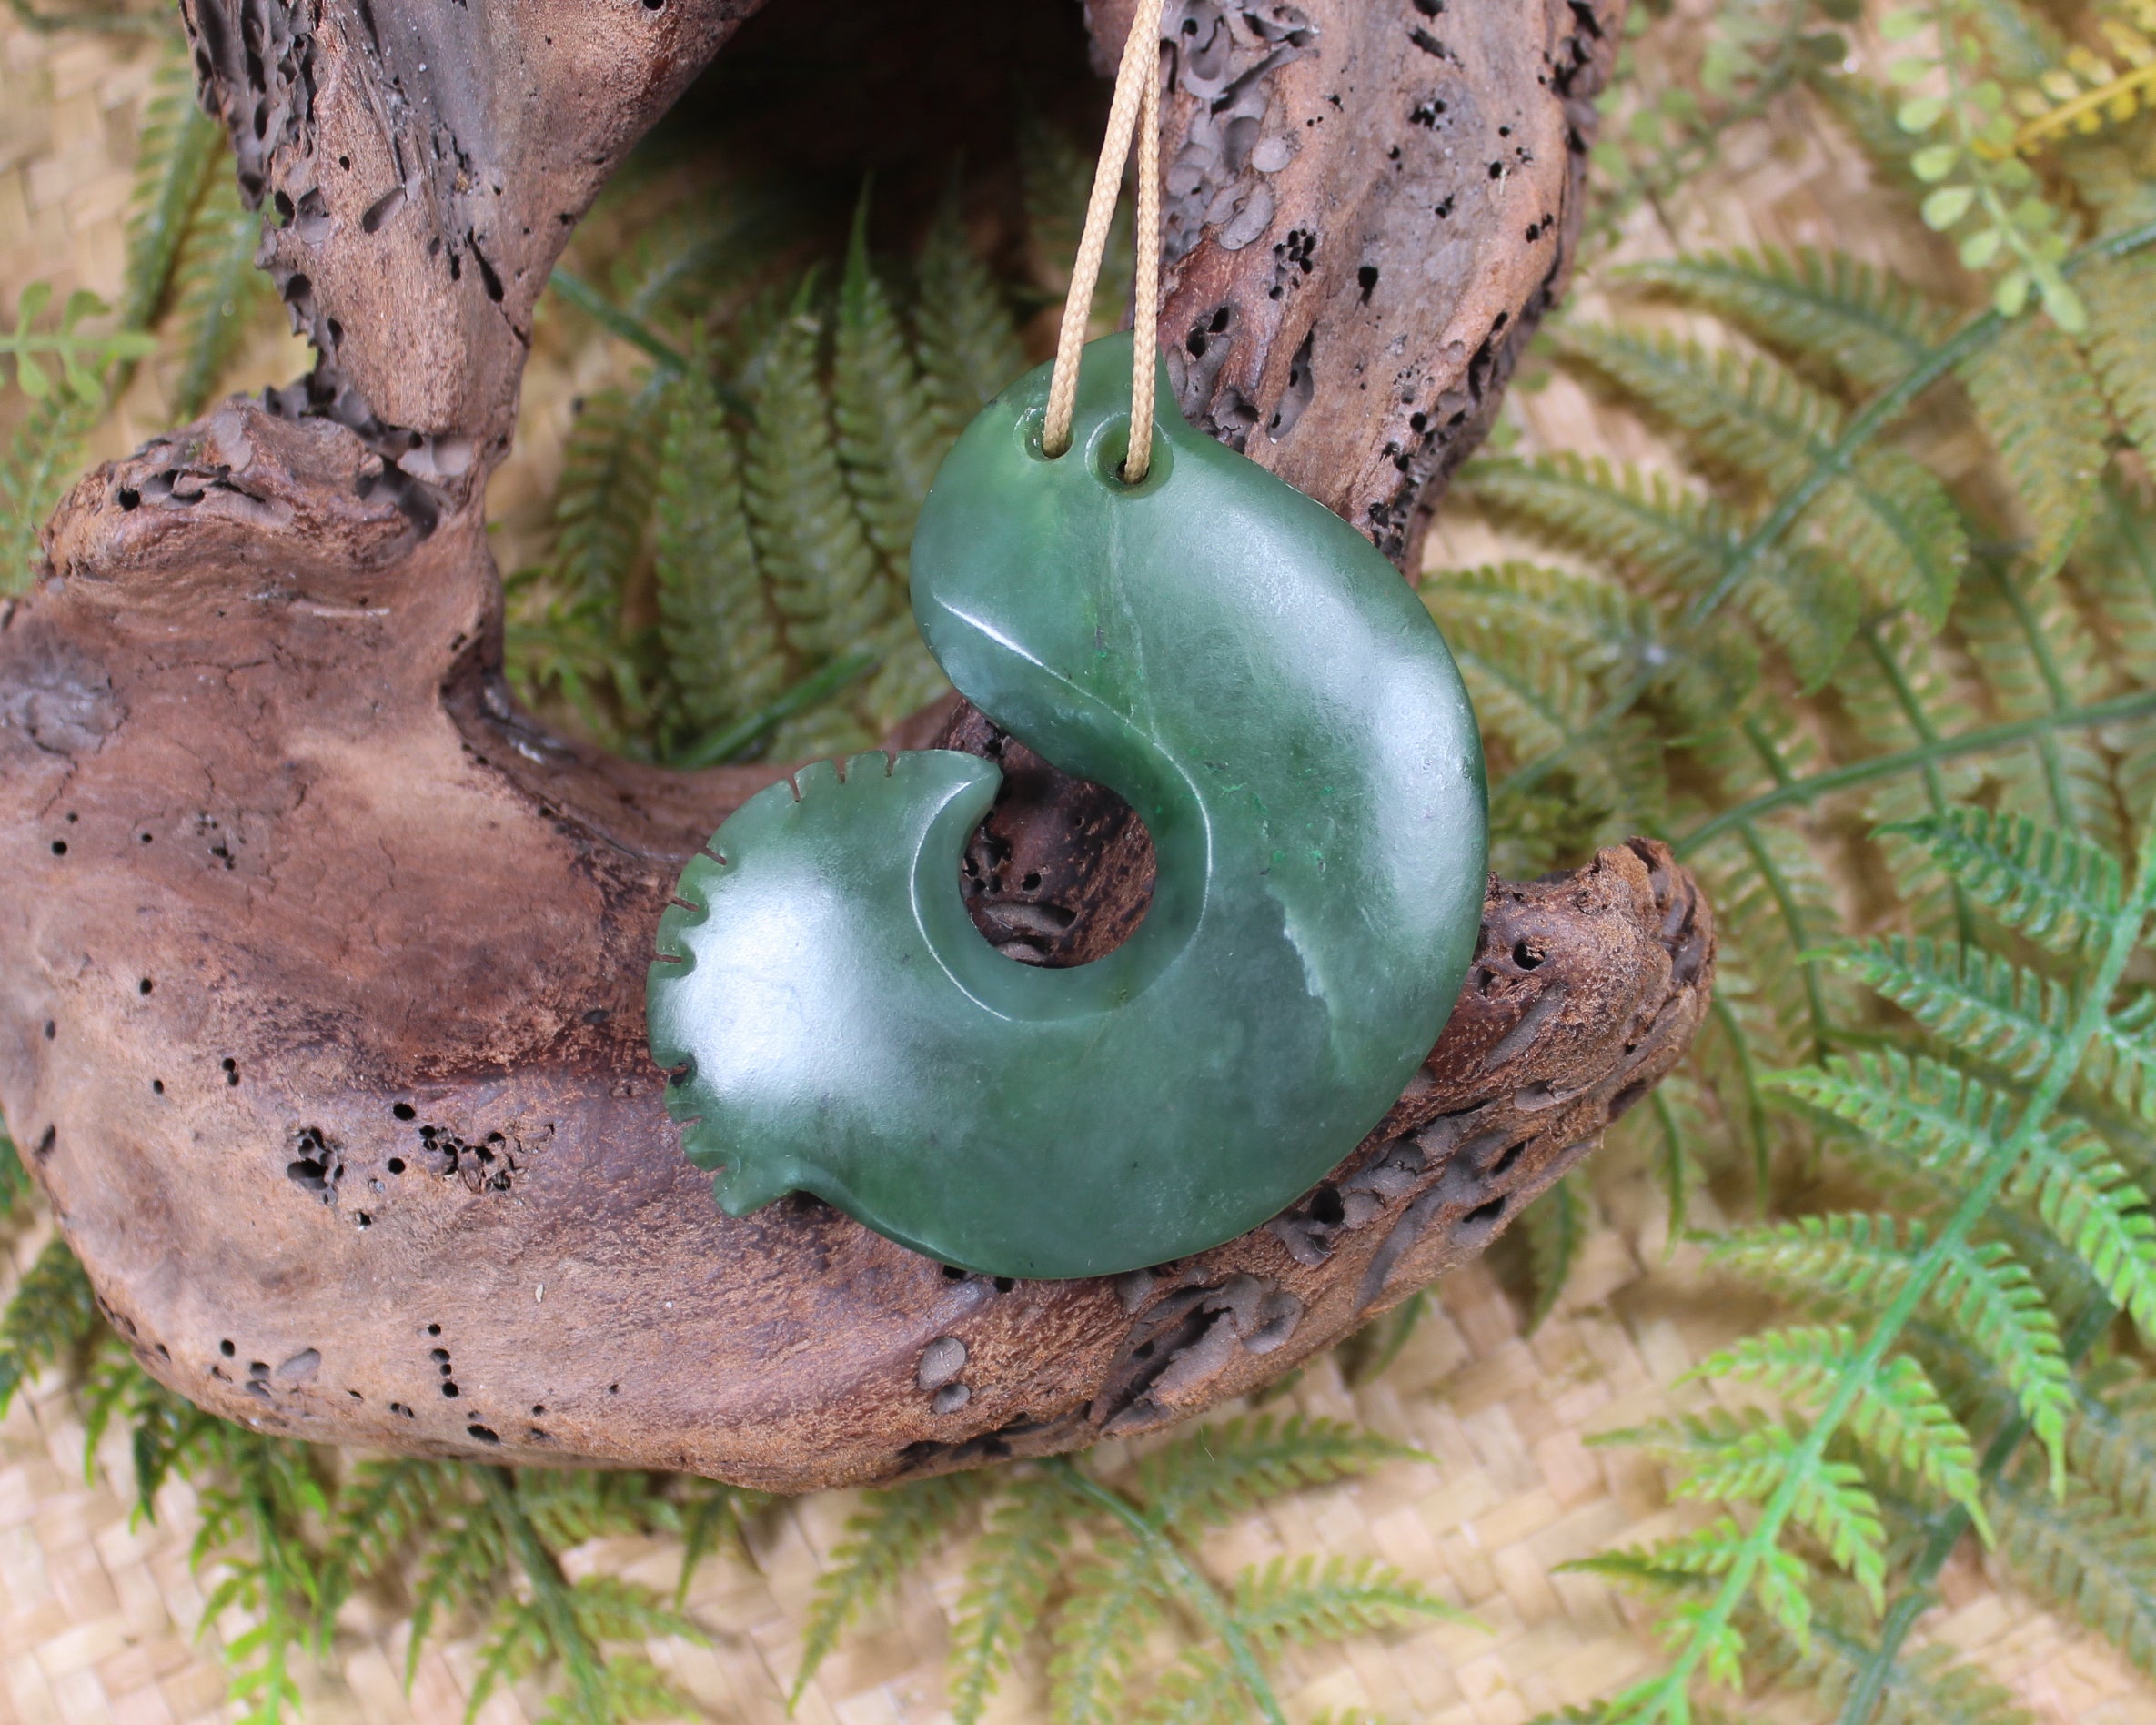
[5, 14, 2156, 1724]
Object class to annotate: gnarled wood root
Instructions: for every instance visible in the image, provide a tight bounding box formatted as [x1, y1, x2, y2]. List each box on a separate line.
[0, 0, 1699, 1490]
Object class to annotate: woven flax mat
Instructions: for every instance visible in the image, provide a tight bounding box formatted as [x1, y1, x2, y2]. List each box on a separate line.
[5, 13, 2156, 1725]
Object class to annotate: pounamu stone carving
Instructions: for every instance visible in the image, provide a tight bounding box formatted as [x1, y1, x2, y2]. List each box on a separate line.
[0, 0, 1707, 1490]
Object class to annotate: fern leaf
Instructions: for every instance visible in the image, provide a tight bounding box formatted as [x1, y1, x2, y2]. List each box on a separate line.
[1622, 247, 1947, 392]
[1133, 1645, 1244, 1725]
[553, 381, 668, 610]
[125, 59, 222, 329]
[1230, 1553, 1466, 1647]
[1774, 1049, 2156, 1345]
[1552, 323, 1966, 625]
[1620, 1411, 1888, 1607]
[1746, 1580, 2035, 1725]
[1994, 1463, 2156, 1679]
[0, 391, 97, 590]
[743, 285, 893, 672]
[1048, 1526, 1164, 1725]
[2091, 996, 2156, 1125]
[913, 182, 1026, 436]
[2069, 1369, 2156, 1523]
[168, 171, 274, 419]
[1457, 454, 1859, 689]
[831, 196, 947, 582]
[1567, 1515, 1818, 1649]
[1959, 313, 2108, 570]
[1522, 1172, 1586, 1330]
[2076, 249, 2156, 469]
[1835, 935, 2066, 1079]
[1688, 1324, 1986, 1529]
[1885, 808, 2122, 956]
[1020, 114, 1128, 336]
[948, 1471, 1082, 1725]
[2004, 1124, 2156, 1341]
[407, 1498, 509, 1682]
[0, 1236, 100, 1417]
[0, 1136, 23, 1231]
[323, 1458, 467, 1603]
[1706, 1213, 2073, 1475]
[791, 1473, 986, 1706]
[653, 366, 789, 741]
[1139, 1414, 1417, 1536]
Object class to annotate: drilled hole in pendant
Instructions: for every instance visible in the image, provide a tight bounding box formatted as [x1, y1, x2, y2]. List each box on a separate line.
[1086, 413, 1172, 495]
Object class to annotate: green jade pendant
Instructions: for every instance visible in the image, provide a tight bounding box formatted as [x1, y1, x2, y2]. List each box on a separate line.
[649, 335, 1486, 1280]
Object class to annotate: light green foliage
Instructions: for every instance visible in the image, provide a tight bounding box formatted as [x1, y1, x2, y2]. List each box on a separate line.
[653, 368, 788, 741]
[1574, 807, 2156, 1720]
[912, 184, 1027, 437]
[1551, 322, 1967, 626]
[789, 1418, 1445, 1725]
[1522, 1173, 1587, 1330]
[2, 284, 156, 401]
[166, 171, 277, 420]
[0, 1236, 100, 1417]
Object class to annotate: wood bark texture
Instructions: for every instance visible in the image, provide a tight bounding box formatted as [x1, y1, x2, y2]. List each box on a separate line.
[0, 0, 1702, 1491]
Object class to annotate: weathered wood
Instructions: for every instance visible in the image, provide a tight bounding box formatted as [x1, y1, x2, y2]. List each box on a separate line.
[0, 0, 1693, 1490]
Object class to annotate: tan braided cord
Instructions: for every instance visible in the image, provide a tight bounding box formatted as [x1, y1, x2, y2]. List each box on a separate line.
[1040, 0, 1166, 479]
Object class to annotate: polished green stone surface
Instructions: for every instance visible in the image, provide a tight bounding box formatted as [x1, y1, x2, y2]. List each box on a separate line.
[648, 334, 1486, 1279]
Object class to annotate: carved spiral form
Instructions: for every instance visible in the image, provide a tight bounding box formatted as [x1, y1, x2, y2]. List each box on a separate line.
[648, 337, 1490, 1279]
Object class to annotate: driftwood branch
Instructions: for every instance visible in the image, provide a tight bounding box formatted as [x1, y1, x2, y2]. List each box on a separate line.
[0, 0, 1699, 1491]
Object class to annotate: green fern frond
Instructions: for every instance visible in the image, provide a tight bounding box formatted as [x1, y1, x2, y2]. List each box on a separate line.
[1567, 1515, 1813, 1642]
[2091, 997, 2156, 1124]
[322, 1458, 468, 1607]
[2074, 248, 2156, 467]
[1133, 1645, 1244, 1725]
[1621, 247, 1947, 392]
[519, 1468, 678, 1550]
[0, 1127, 27, 1225]
[1230, 1553, 1467, 1646]
[744, 284, 893, 681]
[1523, 1172, 1587, 1330]
[1138, 1414, 1418, 1537]
[1773, 1049, 2156, 1348]
[407, 1490, 509, 1683]
[1958, 313, 2108, 569]
[2068, 1368, 2156, 1522]
[1621, 1410, 1889, 1606]
[125, 59, 222, 328]
[2001, 1123, 2156, 1338]
[1019, 114, 1128, 336]
[0, 377, 99, 572]
[553, 380, 670, 611]
[1687, 1325, 1986, 1529]
[1552, 322, 1967, 625]
[1835, 935, 2066, 1079]
[1993, 1461, 2156, 1678]
[912, 182, 1026, 437]
[0, 1235, 100, 1417]
[654, 364, 789, 743]
[1048, 1526, 1164, 1725]
[1705, 1213, 2074, 1474]
[672, 1478, 764, 1605]
[1885, 807, 2123, 955]
[167, 174, 275, 419]
[1456, 453, 1859, 688]
[948, 1470, 1083, 1725]
[1745, 1581, 2036, 1725]
[469, 1576, 701, 1725]
[832, 194, 948, 582]
[791, 1473, 988, 1707]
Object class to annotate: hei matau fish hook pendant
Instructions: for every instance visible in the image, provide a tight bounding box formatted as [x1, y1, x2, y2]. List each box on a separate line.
[647, 334, 1487, 1279]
